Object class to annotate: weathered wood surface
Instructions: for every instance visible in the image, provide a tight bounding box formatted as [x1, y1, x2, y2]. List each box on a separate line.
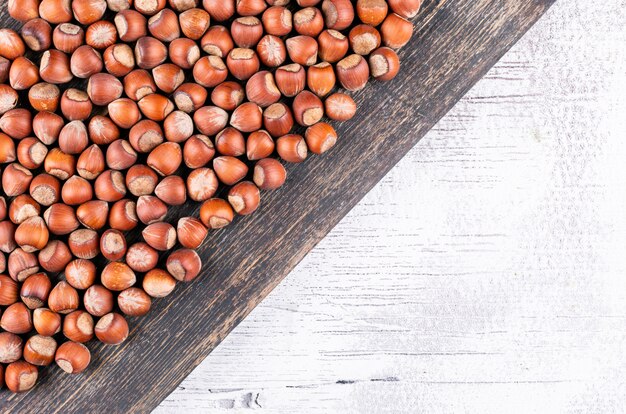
[0, 0, 553, 412]
[158, 1, 626, 412]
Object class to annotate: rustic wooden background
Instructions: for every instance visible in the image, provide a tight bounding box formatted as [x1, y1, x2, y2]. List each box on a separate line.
[156, 1, 626, 413]
[0, 0, 556, 412]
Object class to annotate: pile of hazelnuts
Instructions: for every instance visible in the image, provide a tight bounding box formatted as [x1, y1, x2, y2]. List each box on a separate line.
[0, 0, 418, 394]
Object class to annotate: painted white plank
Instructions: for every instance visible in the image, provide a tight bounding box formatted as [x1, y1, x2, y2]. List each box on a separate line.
[156, 1, 626, 412]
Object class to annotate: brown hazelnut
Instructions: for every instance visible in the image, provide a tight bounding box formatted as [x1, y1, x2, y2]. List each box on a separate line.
[230, 102, 263, 132]
[177, 217, 208, 249]
[109, 199, 138, 231]
[277, 134, 308, 163]
[77, 145, 106, 180]
[104, 43, 136, 77]
[95, 312, 129, 345]
[166, 248, 202, 282]
[247, 130, 275, 160]
[94, 170, 127, 202]
[115, 9, 148, 42]
[39, 0, 73, 24]
[336, 54, 370, 91]
[356, 0, 388, 25]
[2, 163, 33, 197]
[186, 168, 218, 201]
[200, 198, 234, 229]
[61, 175, 94, 205]
[138, 94, 175, 121]
[226, 48, 260, 81]
[100, 229, 128, 262]
[256, 34, 286, 68]
[48, 281, 79, 314]
[33, 308, 62, 336]
[101, 261, 136, 291]
[0, 332, 22, 364]
[63, 310, 94, 343]
[38, 240, 72, 273]
[0, 86, 18, 116]
[228, 181, 261, 215]
[70, 45, 103, 78]
[143, 268, 177, 298]
[294, 7, 324, 37]
[75, 198, 108, 231]
[318, 29, 349, 63]
[5, 361, 38, 392]
[15, 216, 49, 253]
[135, 0, 167, 15]
[369, 47, 400, 81]
[275, 63, 306, 97]
[200, 25, 234, 57]
[293, 91, 324, 126]
[163, 111, 194, 143]
[32, 112, 63, 146]
[215, 128, 245, 157]
[55, 341, 91, 373]
[286, 35, 318, 66]
[0, 109, 32, 139]
[0, 29, 26, 60]
[388, 0, 421, 18]
[136, 195, 168, 224]
[381, 13, 413, 49]
[152, 63, 185, 94]
[213, 156, 249, 186]
[8, 195, 40, 226]
[253, 158, 287, 190]
[155, 175, 187, 205]
[118, 287, 152, 316]
[108, 98, 142, 129]
[20, 272, 52, 309]
[108, 0, 133, 11]
[0, 274, 19, 306]
[236, 0, 267, 16]
[262, 6, 292, 36]
[65, 258, 97, 290]
[20, 19, 53, 52]
[135, 36, 167, 69]
[53, 23, 85, 53]
[86, 20, 117, 49]
[7, 248, 39, 281]
[126, 242, 158, 273]
[8, 0, 40, 22]
[68, 228, 100, 259]
[40, 49, 73, 84]
[147, 142, 183, 176]
[211, 81, 244, 111]
[1, 302, 33, 334]
[23, 335, 57, 366]
[142, 222, 176, 251]
[324, 92, 357, 121]
[193, 106, 229, 136]
[129, 120, 164, 152]
[89, 115, 121, 145]
[147, 8, 180, 42]
[83, 285, 114, 317]
[169, 38, 201, 69]
[16, 138, 48, 170]
[193, 55, 228, 87]
[202, 0, 234, 21]
[124, 69, 157, 101]
[349, 24, 381, 56]
[88, 73, 123, 106]
[263, 103, 294, 138]
[28, 83, 60, 112]
[321, 0, 354, 30]
[106, 140, 138, 170]
[179, 8, 211, 40]
[173, 83, 207, 113]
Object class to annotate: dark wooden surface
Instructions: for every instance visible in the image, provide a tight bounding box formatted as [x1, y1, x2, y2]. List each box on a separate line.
[0, 0, 554, 411]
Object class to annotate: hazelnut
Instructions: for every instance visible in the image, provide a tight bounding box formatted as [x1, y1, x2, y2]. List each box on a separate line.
[318, 29, 349, 63]
[231, 101, 263, 132]
[89, 115, 121, 145]
[143, 268, 177, 298]
[28, 83, 60, 112]
[147, 8, 180, 42]
[147, 142, 183, 176]
[173, 83, 207, 113]
[262, 6, 292, 36]
[193, 106, 229, 136]
[101, 261, 136, 291]
[106, 140, 138, 170]
[115, 9, 148, 42]
[0, 275, 19, 306]
[356, 0, 388, 25]
[15, 216, 49, 253]
[77, 145, 106, 180]
[200, 25, 234, 57]
[166, 249, 202, 282]
[1, 109, 33, 139]
[213, 156, 248, 186]
[286, 35, 318, 66]
[86, 20, 118, 49]
[109, 199, 139, 231]
[23, 335, 57, 366]
[294, 7, 324, 37]
[179, 8, 211, 40]
[124, 69, 157, 101]
[70, 45, 103, 78]
[44, 148, 76, 180]
[48, 281, 79, 314]
[256, 34, 287, 67]
[5, 361, 38, 393]
[68, 228, 100, 259]
[55, 341, 90, 374]
[95, 312, 129, 345]
[135, 0, 167, 15]
[83, 285, 114, 317]
[38, 240, 72, 273]
[108, 98, 142, 129]
[20, 272, 52, 309]
[228, 181, 261, 215]
[163, 111, 194, 142]
[236, 0, 267, 16]
[104, 43, 136, 77]
[215, 128, 245, 157]
[293, 91, 324, 127]
[16, 138, 48, 171]
[135, 36, 168, 69]
[153, 63, 185, 94]
[118, 287, 152, 316]
[1, 302, 33, 334]
[211, 81, 244, 111]
[136, 195, 168, 224]
[321, 0, 355, 30]
[126, 242, 159, 272]
[369, 47, 400, 81]
[40, 49, 73, 84]
[169, 38, 201, 69]
[263, 103, 294, 138]
[129, 120, 164, 152]
[200, 198, 234, 229]
[275, 64, 306, 97]
[88, 73, 123, 106]
[155, 175, 187, 205]
[7, 248, 39, 281]
[94, 170, 127, 202]
[32, 112, 64, 146]
[0, 86, 18, 116]
[39, 0, 73, 24]
[65, 258, 97, 290]
[125, 164, 159, 196]
[349, 24, 381, 56]
[100, 229, 128, 261]
[0, 29, 26, 60]
[63, 310, 95, 343]
[0, 221, 17, 254]
[277, 134, 308, 163]
[202, 0, 234, 21]
[253, 158, 287, 190]
[53, 23, 85, 53]
[33, 308, 62, 336]
[0, 332, 23, 363]
[8, 0, 40, 22]
[138, 94, 175, 121]
[324, 92, 357, 121]
[59, 121, 89, 155]
[186, 168, 219, 201]
[8, 195, 41, 225]
[20, 19, 53, 52]
[193, 55, 228, 87]
[61, 175, 94, 205]
[177, 217, 208, 249]
[226, 48, 260, 81]
[381, 13, 413, 49]
[388, 0, 421, 18]
[247, 130, 275, 160]
[246, 71, 281, 108]
[142, 222, 176, 251]
[336, 54, 370, 91]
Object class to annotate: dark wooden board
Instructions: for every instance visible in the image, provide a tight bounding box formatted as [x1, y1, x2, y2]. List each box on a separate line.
[0, 0, 554, 411]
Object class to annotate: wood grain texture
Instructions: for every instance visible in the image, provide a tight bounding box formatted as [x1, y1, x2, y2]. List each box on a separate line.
[0, 0, 553, 412]
[158, 2, 626, 412]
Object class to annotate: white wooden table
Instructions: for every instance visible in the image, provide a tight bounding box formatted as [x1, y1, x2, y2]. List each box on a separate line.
[156, 2, 626, 412]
